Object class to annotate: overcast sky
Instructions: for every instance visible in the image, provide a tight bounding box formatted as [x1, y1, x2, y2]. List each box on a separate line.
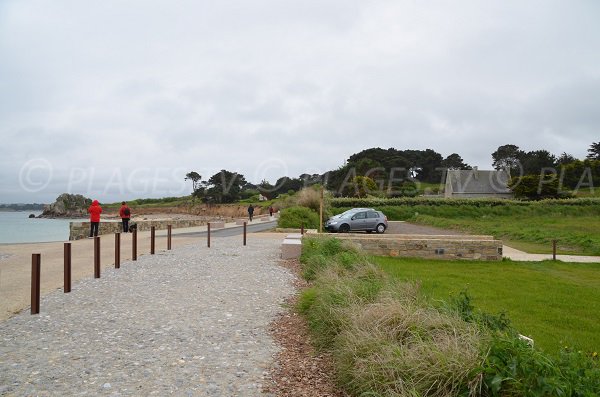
[1, 0, 599, 203]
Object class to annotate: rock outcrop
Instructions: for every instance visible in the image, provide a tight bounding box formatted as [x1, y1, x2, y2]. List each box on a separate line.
[39, 193, 92, 218]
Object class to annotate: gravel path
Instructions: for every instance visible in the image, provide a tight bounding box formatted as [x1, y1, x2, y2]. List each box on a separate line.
[0, 236, 295, 396]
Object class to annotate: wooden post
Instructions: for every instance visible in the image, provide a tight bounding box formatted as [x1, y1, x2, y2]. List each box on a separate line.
[207, 222, 211, 248]
[132, 229, 137, 261]
[94, 236, 101, 278]
[64, 243, 71, 293]
[243, 222, 247, 246]
[167, 225, 172, 250]
[150, 226, 155, 255]
[319, 185, 324, 233]
[115, 233, 120, 269]
[301, 223, 304, 235]
[552, 239, 557, 260]
[31, 254, 41, 314]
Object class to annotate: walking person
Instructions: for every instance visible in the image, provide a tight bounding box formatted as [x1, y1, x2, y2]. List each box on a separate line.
[119, 201, 131, 232]
[247, 204, 254, 222]
[268, 205, 274, 217]
[88, 199, 102, 237]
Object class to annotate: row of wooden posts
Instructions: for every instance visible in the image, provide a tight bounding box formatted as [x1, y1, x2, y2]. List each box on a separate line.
[30, 222, 250, 315]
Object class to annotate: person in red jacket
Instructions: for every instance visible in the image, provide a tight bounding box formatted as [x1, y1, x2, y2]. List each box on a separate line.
[119, 201, 131, 232]
[88, 199, 102, 237]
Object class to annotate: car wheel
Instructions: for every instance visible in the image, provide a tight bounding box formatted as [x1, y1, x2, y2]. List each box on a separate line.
[375, 223, 386, 234]
[339, 224, 350, 233]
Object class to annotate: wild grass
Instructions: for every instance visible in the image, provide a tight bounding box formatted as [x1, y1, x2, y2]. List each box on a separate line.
[299, 237, 486, 396]
[299, 236, 600, 396]
[373, 256, 600, 356]
[335, 297, 485, 397]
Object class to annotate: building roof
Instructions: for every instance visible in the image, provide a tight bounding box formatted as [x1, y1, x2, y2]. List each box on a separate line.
[446, 169, 512, 195]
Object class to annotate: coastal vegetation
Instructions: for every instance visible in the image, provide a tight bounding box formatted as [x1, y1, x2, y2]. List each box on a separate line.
[298, 236, 600, 396]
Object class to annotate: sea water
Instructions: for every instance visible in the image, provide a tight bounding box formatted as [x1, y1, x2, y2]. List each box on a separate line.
[0, 211, 79, 244]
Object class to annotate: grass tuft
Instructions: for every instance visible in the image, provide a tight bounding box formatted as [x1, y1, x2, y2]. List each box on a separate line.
[336, 297, 485, 397]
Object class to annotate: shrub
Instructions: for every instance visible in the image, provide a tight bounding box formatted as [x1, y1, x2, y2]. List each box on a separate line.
[446, 290, 511, 332]
[480, 335, 600, 396]
[296, 186, 323, 212]
[277, 206, 319, 229]
[509, 174, 567, 200]
[273, 187, 333, 221]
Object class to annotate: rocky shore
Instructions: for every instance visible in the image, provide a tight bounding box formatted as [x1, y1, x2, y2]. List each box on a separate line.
[37, 193, 91, 218]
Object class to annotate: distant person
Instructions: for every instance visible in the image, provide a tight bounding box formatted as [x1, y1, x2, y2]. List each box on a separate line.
[88, 200, 102, 237]
[247, 204, 254, 222]
[268, 206, 274, 217]
[119, 201, 131, 232]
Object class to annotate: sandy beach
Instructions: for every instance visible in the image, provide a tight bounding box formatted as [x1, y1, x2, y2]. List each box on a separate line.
[0, 230, 202, 322]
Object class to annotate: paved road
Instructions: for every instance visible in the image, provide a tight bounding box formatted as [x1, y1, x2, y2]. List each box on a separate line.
[173, 220, 278, 238]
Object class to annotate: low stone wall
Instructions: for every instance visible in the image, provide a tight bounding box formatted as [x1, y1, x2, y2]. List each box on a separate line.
[311, 234, 503, 260]
[69, 219, 209, 240]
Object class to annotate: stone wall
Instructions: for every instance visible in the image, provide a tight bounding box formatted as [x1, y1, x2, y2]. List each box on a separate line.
[311, 234, 503, 260]
[69, 219, 209, 240]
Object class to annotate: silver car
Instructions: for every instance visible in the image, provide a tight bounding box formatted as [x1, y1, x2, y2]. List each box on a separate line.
[325, 208, 388, 233]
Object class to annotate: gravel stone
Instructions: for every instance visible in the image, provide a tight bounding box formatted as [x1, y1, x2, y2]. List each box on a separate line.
[0, 236, 295, 396]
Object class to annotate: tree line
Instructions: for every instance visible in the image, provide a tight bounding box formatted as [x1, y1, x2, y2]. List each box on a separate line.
[0, 203, 45, 211]
[185, 142, 600, 203]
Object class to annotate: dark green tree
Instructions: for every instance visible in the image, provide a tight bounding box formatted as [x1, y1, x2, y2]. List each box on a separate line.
[509, 174, 562, 199]
[519, 150, 557, 175]
[204, 170, 247, 203]
[587, 142, 600, 160]
[273, 176, 303, 195]
[441, 153, 471, 170]
[257, 179, 276, 199]
[560, 159, 600, 190]
[492, 144, 521, 173]
[412, 149, 444, 183]
[344, 176, 378, 198]
[184, 171, 202, 194]
[557, 152, 577, 165]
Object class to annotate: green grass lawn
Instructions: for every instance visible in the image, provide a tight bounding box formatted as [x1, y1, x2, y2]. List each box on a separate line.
[373, 256, 600, 356]
[411, 214, 600, 255]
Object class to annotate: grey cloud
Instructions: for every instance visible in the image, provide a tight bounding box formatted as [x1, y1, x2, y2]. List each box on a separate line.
[1, 0, 599, 202]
